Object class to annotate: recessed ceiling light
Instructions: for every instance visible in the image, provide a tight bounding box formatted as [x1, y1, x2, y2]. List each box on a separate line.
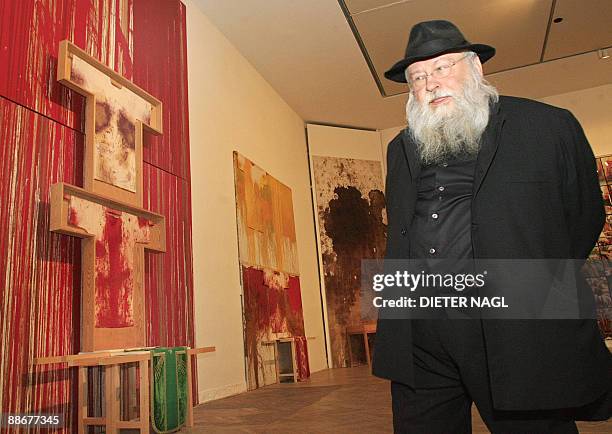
[553, 17, 563, 23]
[598, 48, 611, 60]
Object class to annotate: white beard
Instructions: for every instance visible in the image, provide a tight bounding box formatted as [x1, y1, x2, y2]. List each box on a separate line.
[406, 67, 499, 165]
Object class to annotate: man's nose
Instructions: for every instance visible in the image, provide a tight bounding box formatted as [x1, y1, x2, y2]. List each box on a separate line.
[425, 75, 440, 92]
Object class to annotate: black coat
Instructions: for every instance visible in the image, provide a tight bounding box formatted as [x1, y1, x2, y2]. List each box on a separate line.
[372, 95, 612, 412]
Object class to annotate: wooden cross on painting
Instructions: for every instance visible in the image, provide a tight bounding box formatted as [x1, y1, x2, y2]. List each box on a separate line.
[50, 40, 166, 352]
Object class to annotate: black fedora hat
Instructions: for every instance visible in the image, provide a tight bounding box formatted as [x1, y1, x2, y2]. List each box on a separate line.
[384, 20, 495, 83]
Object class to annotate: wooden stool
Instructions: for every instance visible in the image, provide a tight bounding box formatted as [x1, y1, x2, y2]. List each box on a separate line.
[275, 338, 298, 383]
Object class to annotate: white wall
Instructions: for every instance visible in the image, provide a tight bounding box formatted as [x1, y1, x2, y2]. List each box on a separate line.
[379, 125, 404, 174]
[184, 0, 326, 403]
[539, 84, 612, 156]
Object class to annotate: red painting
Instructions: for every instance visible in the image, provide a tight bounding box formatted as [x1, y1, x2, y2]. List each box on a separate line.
[0, 0, 193, 428]
[68, 196, 151, 328]
[0, 96, 82, 428]
[234, 153, 309, 389]
[143, 163, 195, 349]
[242, 266, 310, 388]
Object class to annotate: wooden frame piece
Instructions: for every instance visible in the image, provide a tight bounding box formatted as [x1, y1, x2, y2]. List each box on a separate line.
[185, 346, 216, 427]
[57, 39, 163, 206]
[260, 341, 279, 385]
[275, 338, 298, 383]
[50, 182, 166, 252]
[49, 182, 166, 352]
[186, 347, 216, 356]
[34, 352, 114, 365]
[346, 323, 377, 367]
[51, 352, 152, 434]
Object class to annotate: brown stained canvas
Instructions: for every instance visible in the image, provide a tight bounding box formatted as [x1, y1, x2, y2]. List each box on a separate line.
[311, 156, 387, 368]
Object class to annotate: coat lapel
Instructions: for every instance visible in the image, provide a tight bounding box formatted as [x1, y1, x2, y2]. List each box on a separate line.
[401, 129, 421, 181]
[473, 101, 505, 196]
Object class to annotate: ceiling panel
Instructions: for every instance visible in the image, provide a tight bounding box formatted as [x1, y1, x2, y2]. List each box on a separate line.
[343, 0, 400, 15]
[543, 0, 612, 60]
[487, 50, 612, 100]
[352, 0, 553, 96]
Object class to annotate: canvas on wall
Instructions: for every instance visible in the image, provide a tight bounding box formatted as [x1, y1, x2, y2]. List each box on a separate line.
[233, 152, 309, 390]
[49, 37, 169, 352]
[70, 54, 154, 192]
[0, 0, 194, 427]
[311, 156, 387, 368]
[585, 155, 612, 338]
[68, 196, 152, 328]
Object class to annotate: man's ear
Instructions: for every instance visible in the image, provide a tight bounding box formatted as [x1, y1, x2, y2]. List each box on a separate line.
[473, 55, 484, 77]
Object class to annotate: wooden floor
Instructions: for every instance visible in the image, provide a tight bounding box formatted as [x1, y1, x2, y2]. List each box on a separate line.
[188, 366, 611, 433]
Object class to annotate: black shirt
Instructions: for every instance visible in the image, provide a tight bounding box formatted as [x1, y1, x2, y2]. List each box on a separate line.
[408, 157, 476, 260]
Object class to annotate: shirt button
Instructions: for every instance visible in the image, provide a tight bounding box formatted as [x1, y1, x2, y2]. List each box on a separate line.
[432, 213, 438, 219]
[429, 248, 436, 255]
[438, 186, 445, 191]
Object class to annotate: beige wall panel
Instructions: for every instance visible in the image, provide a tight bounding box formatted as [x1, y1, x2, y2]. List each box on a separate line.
[308, 124, 383, 159]
[379, 125, 405, 175]
[539, 84, 612, 156]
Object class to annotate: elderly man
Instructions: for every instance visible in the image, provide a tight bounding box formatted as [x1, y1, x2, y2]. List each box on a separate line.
[372, 20, 611, 433]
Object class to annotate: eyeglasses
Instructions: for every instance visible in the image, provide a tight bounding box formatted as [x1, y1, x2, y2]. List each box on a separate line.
[407, 54, 472, 90]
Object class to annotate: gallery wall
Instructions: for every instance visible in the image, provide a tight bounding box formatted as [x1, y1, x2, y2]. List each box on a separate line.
[380, 126, 404, 174]
[539, 84, 612, 156]
[174, 3, 612, 402]
[183, 0, 326, 402]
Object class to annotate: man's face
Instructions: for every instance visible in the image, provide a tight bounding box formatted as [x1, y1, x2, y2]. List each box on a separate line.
[406, 52, 483, 111]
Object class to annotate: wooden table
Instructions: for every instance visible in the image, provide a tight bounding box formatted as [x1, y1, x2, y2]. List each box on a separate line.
[34, 346, 215, 433]
[346, 323, 377, 367]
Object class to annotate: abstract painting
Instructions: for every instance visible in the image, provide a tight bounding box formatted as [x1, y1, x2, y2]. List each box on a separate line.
[234, 153, 299, 274]
[68, 196, 152, 328]
[50, 37, 167, 353]
[587, 154, 612, 338]
[0, 0, 194, 425]
[311, 156, 387, 368]
[233, 152, 309, 389]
